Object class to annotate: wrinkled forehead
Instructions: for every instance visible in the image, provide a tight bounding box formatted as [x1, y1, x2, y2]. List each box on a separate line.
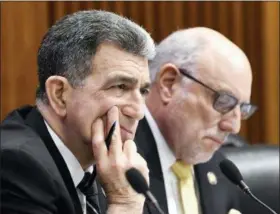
[197, 49, 253, 102]
[92, 43, 150, 80]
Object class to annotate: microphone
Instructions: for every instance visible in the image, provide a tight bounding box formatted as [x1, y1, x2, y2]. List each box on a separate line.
[219, 159, 278, 214]
[125, 168, 166, 214]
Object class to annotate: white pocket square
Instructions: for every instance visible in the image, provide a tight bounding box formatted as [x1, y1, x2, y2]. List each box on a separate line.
[228, 209, 242, 214]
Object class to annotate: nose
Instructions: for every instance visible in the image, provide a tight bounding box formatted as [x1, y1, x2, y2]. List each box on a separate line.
[121, 91, 145, 121]
[219, 107, 241, 134]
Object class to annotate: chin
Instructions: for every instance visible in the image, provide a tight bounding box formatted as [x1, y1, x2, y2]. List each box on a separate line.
[185, 151, 215, 165]
[198, 153, 214, 164]
[198, 147, 218, 163]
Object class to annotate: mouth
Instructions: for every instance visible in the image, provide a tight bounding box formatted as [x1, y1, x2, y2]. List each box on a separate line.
[206, 136, 224, 145]
[120, 125, 134, 135]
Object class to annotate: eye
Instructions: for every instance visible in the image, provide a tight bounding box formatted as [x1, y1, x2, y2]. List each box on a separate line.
[116, 84, 128, 90]
[140, 88, 150, 96]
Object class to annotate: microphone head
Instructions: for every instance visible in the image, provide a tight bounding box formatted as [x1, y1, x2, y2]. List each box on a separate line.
[219, 159, 244, 186]
[125, 168, 149, 194]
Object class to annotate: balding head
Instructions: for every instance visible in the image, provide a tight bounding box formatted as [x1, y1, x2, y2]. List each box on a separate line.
[146, 27, 255, 164]
[149, 27, 251, 82]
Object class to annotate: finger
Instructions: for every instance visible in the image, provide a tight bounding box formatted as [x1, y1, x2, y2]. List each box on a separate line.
[123, 140, 149, 182]
[123, 140, 137, 163]
[106, 106, 118, 134]
[106, 106, 122, 156]
[101, 114, 107, 137]
[135, 154, 150, 186]
[91, 118, 107, 163]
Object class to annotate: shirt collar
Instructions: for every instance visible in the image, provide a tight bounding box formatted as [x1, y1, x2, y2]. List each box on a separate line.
[144, 106, 176, 171]
[44, 120, 92, 187]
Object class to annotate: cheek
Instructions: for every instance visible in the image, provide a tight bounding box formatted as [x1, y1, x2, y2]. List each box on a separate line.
[172, 93, 205, 129]
[192, 92, 220, 129]
[166, 98, 199, 146]
[169, 92, 221, 161]
[65, 93, 114, 141]
[170, 92, 217, 141]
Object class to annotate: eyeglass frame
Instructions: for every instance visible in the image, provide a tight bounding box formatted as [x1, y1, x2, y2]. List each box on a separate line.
[178, 68, 257, 120]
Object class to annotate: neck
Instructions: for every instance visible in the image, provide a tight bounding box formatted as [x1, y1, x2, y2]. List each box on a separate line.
[146, 96, 177, 157]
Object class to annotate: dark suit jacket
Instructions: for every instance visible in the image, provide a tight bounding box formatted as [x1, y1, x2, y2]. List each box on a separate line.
[135, 117, 241, 214]
[1, 106, 106, 214]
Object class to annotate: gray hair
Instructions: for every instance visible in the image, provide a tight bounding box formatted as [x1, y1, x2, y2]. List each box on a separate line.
[36, 10, 155, 102]
[149, 29, 207, 82]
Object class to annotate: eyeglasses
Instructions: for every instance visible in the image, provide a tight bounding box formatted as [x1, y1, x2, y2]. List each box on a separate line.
[178, 68, 257, 120]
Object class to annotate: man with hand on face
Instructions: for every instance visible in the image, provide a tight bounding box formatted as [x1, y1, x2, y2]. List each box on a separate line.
[1, 10, 155, 214]
[135, 27, 257, 214]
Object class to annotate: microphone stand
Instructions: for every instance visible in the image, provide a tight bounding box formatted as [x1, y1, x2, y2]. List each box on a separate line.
[240, 181, 278, 214]
[145, 191, 166, 214]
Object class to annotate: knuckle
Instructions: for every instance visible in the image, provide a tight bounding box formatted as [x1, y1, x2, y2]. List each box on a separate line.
[129, 140, 137, 148]
[136, 153, 147, 164]
[96, 162, 107, 172]
[125, 139, 136, 147]
[92, 138, 103, 149]
[111, 158, 125, 170]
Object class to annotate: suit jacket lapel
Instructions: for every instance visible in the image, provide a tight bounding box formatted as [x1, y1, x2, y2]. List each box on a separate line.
[195, 160, 218, 214]
[24, 106, 84, 214]
[135, 118, 169, 214]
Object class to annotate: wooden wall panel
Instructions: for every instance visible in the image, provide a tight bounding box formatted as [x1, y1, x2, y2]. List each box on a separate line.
[261, 2, 279, 145]
[1, 2, 49, 119]
[1, 1, 279, 144]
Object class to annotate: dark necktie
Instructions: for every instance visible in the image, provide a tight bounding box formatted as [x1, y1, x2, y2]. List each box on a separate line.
[77, 171, 100, 214]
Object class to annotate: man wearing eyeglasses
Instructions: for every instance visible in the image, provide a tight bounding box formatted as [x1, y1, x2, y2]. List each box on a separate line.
[135, 27, 256, 214]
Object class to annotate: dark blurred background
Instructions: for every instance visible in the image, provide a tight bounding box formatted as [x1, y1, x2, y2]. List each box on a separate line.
[1, 1, 279, 145]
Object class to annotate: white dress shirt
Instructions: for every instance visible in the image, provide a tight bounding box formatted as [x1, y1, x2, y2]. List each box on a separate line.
[45, 121, 92, 214]
[144, 106, 201, 214]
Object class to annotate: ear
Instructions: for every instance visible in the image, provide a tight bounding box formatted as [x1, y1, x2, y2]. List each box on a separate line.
[45, 76, 71, 117]
[157, 63, 181, 104]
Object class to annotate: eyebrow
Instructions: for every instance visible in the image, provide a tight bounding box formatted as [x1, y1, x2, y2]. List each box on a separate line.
[141, 82, 151, 89]
[105, 73, 151, 88]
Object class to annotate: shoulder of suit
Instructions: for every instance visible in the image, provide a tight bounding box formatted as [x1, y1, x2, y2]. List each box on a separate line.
[1, 119, 59, 183]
